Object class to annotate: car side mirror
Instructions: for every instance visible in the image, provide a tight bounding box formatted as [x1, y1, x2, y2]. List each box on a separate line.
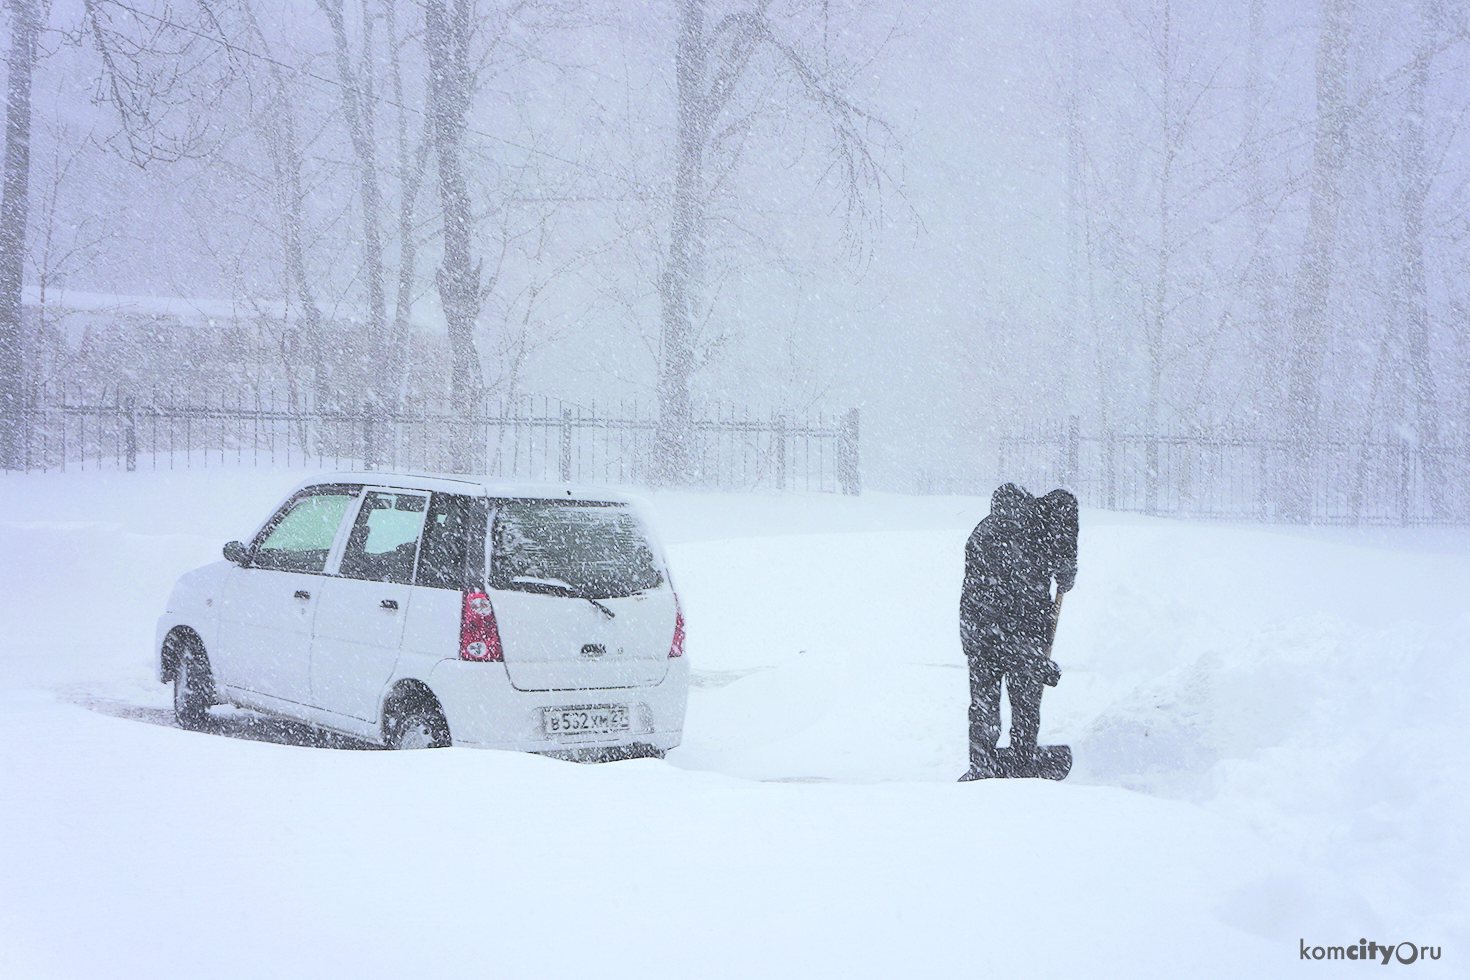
[223, 540, 249, 565]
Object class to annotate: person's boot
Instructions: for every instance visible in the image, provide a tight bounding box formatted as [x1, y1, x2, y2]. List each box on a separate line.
[959, 748, 1000, 781]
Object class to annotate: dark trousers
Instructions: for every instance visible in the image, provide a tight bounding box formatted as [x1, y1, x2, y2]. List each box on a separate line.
[963, 628, 1045, 770]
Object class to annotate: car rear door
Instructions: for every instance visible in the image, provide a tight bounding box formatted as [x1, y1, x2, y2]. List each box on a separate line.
[216, 485, 359, 705]
[309, 488, 430, 721]
[488, 499, 674, 692]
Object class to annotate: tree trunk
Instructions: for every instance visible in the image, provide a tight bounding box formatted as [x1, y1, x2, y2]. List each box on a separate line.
[385, 0, 426, 415]
[319, 0, 389, 422]
[656, 0, 711, 486]
[0, 0, 38, 470]
[276, 97, 328, 439]
[1283, 0, 1356, 522]
[1246, 0, 1281, 422]
[1145, 0, 1175, 516]
[1245, 0, 1289, 510]
[1396, 0, 1441, 516]
[1063, 0, 1085, 423]
[243, 0, 331, 440]
[425, 0, 484, 472]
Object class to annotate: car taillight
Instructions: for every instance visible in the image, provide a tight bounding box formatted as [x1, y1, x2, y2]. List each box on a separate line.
[460, 591, 503, 662]
[669, 593, 685, 658]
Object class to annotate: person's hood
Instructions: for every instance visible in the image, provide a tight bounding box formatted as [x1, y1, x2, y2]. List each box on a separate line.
[991, 483, 1032, 522]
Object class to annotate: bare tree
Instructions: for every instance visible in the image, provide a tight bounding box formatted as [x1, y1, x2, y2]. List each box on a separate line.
[81, 0, 244, 166]
[1341, 0, 1468, 519]
[383, 0, 431, 415]
[0, 0, 38, 469]
[1282, 0, 1356, 521]
[654, 0, 899, 485]
[14, 113, 123, 403]
[26, 120, 119, 304]
[1241, 0, 1285, 438]
[424, 0, 484, 472]
[1389, 0, 1444, 512]
[1068, 0, 1265, 511]
[317, 0, 390, 415]
[259, 61, 330, 421]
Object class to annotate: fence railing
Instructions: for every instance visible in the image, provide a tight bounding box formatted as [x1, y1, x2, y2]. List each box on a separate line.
[988, 418, 1470, 526]
[3, 387, 862, 494]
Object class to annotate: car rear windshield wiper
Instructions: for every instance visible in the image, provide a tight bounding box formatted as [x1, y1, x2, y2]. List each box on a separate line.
[509, 577, 615, 619]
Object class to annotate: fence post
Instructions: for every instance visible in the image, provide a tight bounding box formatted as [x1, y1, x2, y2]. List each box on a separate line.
[1258, 442, 1268, 522]
[1400, 439, 1412, 527]
[21, 385, 31, 471]
[363, 406, 374, 471]
[1065, 415, 1079, 490]
[838, 407, 861, 495]
[1179, 429, 1192, 511]
[559, 407, 573, 482]
[1140, 431, 1152, 517]
[125, 396, 137, 472]
[776, 413, 788, 490]
[1105, 431, 1116, 510]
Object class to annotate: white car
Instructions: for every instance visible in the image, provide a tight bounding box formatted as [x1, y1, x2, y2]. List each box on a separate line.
[156, 475, 688, 756]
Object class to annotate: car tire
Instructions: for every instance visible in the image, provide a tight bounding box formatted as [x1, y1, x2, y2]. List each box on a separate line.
[173, 642, 213, 731]
[384, 697, 450, 750]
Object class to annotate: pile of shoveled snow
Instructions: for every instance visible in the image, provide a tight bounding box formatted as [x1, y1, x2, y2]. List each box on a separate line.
[1057, 520, 1470, 945]
[1080, 613, 1470, 937]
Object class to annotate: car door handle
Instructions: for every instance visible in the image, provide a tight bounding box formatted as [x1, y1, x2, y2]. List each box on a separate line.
[380, 599, 398, 610]
[294, 590, 311, 600]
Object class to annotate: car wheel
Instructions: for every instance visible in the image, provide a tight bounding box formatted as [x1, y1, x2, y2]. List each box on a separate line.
[173, 643, 213, 731]
[385, 698, 450, 750]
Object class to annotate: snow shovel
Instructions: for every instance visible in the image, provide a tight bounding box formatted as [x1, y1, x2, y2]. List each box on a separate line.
[1046, 591, 1064, 650]
[994, 744, 1072, 780]
[1039, 592, 1064, 687]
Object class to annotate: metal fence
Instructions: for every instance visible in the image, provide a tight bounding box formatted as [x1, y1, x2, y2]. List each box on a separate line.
[992, 418, 1470, 526]
[3, 386, 862, 494]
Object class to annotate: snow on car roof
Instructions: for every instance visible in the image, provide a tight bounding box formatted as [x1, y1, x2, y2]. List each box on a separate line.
[287, 471, 647, 505]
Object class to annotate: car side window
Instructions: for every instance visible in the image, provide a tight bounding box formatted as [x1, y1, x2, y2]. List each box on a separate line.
[416, 493, 487, 590]
[252, 491, 357, 574]
[338, 491, 429, 585]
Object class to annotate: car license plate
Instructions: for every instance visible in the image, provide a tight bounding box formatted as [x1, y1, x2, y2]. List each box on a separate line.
[544, 705, 630, 737]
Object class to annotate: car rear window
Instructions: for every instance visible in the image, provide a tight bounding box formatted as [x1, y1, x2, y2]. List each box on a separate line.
[491, 501, 662, 599]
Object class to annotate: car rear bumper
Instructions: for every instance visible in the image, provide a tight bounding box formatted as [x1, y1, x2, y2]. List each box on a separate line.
[427, 656, 688, 751]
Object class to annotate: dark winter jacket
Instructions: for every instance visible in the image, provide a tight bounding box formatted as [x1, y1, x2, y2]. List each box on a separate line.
[960, 484, 1055, 645]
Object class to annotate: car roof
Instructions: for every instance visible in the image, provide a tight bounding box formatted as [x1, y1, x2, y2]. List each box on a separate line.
[287, 471, 648, 505]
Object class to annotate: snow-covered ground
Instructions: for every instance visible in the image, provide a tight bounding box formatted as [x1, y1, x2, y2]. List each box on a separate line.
[2, 467, 1465, 978]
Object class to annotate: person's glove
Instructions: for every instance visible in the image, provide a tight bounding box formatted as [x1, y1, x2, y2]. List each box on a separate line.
[1055, 568, 1075, 594]
[1038, 658, 1061, 687]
